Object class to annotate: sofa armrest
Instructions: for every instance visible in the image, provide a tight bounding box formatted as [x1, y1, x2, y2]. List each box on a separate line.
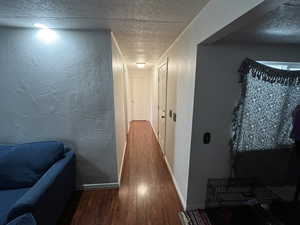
[6, 213, 36, 225]
[7, 152, 75, 224]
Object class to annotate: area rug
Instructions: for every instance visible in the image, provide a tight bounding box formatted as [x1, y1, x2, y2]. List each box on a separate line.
[179, 209, 212, 225]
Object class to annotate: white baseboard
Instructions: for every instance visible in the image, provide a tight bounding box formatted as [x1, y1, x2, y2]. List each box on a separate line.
[150, 121, 163, 156]
[78, 141, 127, 191]
[79, 183, 119, 190]
[150, 121, 158, 139]
[150, 121, 186, 209]
[164, 156, 187, 210]
[118, 142, 127, 184]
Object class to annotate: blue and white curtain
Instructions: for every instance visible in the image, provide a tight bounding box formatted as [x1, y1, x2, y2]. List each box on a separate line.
[232, 58, 300, 152]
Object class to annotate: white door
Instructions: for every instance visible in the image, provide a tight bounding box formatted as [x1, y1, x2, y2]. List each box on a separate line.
[158, 63, 168, 154]
[131, 77, 148, 120]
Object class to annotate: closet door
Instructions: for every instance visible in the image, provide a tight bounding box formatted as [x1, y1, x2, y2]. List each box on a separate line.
[158, 63, 168, 154]
[130, 77, 148, 120]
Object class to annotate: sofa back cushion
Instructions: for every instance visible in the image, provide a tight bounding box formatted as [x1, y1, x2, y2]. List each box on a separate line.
[0, 141, 65, 189]
[0, 145, 14, 151]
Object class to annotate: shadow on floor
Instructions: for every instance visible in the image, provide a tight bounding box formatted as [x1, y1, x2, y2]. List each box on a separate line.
[58, 191, 83, 225]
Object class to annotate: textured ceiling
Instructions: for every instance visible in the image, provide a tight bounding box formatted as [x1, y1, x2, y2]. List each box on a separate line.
[218, 0, 300, 45]
[0, 0, 210, 68]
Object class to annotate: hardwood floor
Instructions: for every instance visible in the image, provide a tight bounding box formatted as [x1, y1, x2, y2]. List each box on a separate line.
[59, 121, 183, 225]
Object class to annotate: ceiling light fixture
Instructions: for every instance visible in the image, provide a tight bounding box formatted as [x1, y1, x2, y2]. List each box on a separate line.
[34, 23, 48, 29]
[136, 63, 146, 69]
[34, 23, 58, 44]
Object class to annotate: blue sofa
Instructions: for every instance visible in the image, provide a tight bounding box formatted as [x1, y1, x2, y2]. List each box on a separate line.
[6, 213, 36, 225]
[0, 142, 76, 225]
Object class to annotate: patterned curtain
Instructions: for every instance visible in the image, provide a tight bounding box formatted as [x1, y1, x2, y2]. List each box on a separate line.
[232, 58, 300, 153]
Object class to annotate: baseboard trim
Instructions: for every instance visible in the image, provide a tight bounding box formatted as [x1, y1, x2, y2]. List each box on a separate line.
[150, 121, 163, 156]
[150, 121, 186, 209]
[164, 156, 187, 210]
[118, 141, 127, 184]
[79, 183, 119, 190]
[150, 121, 158, 139]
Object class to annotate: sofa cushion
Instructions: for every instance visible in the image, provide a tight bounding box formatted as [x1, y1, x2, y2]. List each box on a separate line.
[6, 213, 36, 225]
[0, 141, 65, 189]
[0, 145, 14, 151]
[0, 188, 29, 225]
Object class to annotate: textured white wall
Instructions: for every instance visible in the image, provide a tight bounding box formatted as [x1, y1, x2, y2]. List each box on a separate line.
[0, 27, 118, 186]
[156, 0, 264, 209]
[111, 34, 128, 182]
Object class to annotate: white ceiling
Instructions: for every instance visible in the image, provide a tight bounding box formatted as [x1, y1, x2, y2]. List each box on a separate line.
[0, 0, 209, 68]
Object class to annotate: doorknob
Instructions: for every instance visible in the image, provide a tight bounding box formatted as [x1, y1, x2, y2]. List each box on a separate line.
[161, 116, 165, 118]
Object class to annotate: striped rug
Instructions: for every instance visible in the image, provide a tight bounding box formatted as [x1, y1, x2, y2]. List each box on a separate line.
[179, 209, 212, 225]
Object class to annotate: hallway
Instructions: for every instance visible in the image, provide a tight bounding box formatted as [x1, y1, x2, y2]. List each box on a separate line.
[60, 121, 183, 225]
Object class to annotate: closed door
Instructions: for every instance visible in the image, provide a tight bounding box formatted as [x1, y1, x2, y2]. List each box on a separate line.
[158, 63, 168, 154]
[131, 77, 148, 120]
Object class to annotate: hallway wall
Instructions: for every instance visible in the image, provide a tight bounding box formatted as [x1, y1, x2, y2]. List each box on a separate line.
[152, 59, 178, 181]
[111, 33, 129, 183]
[155, 0, 264, 209]
[0, 27, 119, 187]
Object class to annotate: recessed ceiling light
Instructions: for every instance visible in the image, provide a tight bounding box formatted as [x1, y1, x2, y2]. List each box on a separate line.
[34, 23, 48, 29]
[136, 63, 146, 69]
[34, 23, 58, 44]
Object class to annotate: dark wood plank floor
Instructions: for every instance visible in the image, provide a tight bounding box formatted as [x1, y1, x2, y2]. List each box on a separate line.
[59, 121, 183, 225]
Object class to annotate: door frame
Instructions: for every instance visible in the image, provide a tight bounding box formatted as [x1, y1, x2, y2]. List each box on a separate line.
[122, 64, 129, 135]
[157, 58, 169, 155]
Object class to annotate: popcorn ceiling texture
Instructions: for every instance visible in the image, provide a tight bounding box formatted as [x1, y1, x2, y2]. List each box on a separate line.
[0, 0, 209, 67]
[218, 1, 300, 45]
[0, 27, 118, 186]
